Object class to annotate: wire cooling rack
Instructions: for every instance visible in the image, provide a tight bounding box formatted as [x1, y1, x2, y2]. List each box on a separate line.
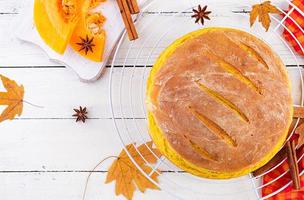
[108, 0, 304, 199]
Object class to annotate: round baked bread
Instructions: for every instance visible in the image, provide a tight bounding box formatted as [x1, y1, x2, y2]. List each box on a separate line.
[146, 28, 293, 179]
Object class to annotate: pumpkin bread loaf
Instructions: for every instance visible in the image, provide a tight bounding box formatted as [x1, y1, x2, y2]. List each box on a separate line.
[146, 28, 293, 179]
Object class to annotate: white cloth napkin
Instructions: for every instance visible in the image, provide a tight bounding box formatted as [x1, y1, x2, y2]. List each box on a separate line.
[16, 0, 146, 82]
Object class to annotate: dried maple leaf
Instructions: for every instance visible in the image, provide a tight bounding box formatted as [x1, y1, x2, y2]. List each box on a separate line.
[250, 1, 280, 31]
[0, 74, 24, 123]
[105, 141, 161, 200]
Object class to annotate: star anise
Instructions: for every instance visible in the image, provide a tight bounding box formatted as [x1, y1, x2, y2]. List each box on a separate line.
[73, 106, 88, 123]
[76, 35, 95, 55]
[191, 5, 211, 26]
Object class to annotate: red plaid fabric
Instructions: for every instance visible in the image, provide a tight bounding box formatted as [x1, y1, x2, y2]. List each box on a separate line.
[282, 0, 304, 56]
[262, 1, 304, 199]
[262, 147, 304, 199]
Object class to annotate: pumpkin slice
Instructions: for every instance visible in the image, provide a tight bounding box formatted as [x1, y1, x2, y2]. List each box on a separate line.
[70, 12, 106, 62]
[34, 0, 68, 53]
[44, 0, 90, 37]
[34, 0, 90, 54]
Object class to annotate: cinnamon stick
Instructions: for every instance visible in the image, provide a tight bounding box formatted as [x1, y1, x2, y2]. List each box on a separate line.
[126, 0, 140, 14]
[253, 146, 287, 177]
[117, 0, 138, 40]
[286, 140, 301, 190]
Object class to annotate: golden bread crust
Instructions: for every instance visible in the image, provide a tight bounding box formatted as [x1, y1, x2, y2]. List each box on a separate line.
[147, 28, 293, 176]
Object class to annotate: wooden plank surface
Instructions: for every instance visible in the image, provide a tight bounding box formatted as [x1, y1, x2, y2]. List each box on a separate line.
[0, 172, 174, 200]
[0, 0, 303, 199]
[0, 0, 303, 67]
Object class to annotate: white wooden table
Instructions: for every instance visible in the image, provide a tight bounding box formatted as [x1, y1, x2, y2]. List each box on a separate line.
[0, 0, 303, 199]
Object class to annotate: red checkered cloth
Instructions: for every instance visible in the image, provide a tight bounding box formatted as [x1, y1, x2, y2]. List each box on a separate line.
[261, 1, 304, 199]
[262, 146, 304, 199]
[282, 0, 304, 56]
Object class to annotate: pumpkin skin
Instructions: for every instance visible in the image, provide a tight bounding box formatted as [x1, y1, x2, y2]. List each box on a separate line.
[34, 0, 90, 54]
[70, 12, 106, 62]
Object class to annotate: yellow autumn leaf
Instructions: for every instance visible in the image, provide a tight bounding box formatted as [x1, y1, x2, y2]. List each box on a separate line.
[250, 1, 280, 31]
[0, 74, 24, 123]
[105, 141, 161, 200]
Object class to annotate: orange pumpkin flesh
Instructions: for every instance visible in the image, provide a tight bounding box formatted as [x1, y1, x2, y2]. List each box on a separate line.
[44, 0, 91, 37]
[34, 0, 106, 61]
[34, 0, 90, 54]
[70, 12, 106, 62]
[34, 0, 69, 54]
[90, 0, 106, 8]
